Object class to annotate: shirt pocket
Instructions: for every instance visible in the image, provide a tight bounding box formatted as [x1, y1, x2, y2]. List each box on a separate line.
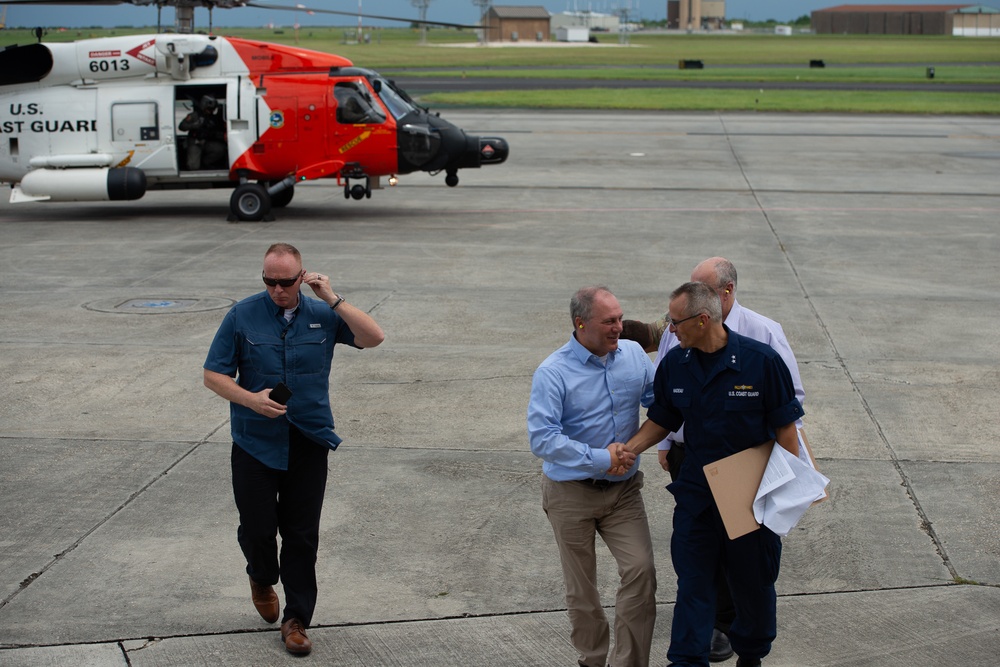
[725, 396, 764, 412]
[243, 332, 284, 376]
[620, 372, 645, 397]
[670, 389, 692, 409]
[289, 332, 329, 377]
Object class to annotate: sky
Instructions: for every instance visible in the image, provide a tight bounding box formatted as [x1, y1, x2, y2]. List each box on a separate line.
[2, 1, 989, 30]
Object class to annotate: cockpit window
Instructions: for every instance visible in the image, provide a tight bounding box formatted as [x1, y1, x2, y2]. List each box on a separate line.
[334, 82, 386, 125]
[371, 77, 418, 120]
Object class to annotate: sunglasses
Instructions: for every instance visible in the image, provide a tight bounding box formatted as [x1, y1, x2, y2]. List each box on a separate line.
[262, 271, 301, 288]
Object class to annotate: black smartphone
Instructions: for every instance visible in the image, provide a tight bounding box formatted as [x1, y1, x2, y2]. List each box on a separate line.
[269, 382, 292, 405]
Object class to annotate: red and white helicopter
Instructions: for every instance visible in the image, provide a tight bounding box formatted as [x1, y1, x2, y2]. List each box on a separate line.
[0, 0, 509, 220]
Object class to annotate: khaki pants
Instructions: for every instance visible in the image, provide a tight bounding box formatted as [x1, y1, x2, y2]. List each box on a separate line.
[543, 472, 657, 667]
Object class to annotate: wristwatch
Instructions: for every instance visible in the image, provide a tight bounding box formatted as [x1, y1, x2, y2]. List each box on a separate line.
[330, 294, 345, 310]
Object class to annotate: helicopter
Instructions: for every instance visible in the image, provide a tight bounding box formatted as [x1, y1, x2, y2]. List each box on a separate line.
[0, 1, 509, 221]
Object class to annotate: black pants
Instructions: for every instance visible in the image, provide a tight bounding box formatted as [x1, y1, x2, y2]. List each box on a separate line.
[231, 427, 329, 627]
[667, 444, 736, 633]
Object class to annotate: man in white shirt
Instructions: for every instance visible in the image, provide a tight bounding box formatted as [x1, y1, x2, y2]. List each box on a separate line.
[620, 257, 805, 663]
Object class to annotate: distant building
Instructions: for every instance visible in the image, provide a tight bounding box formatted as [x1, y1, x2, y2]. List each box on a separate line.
[550, 10, 620, 33]
[811, 4, 1000, 35]
[667, 1, 727, 30]
[481, 6, 552, 42]
[953, 4, 1000, 34]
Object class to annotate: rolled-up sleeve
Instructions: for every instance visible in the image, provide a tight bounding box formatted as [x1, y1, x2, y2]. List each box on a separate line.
[528, 366, 613, 476]
[646, 359, 684, 434]
[764, 354, 804, 429]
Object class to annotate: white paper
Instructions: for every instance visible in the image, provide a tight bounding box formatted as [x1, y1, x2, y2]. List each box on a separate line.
[752, 442, 830, 537]
[756, 442, 795, 496]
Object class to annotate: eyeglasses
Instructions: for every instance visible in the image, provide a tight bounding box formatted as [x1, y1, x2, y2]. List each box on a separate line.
[665, 313, 700, 328]
[262, 272, 300, 288]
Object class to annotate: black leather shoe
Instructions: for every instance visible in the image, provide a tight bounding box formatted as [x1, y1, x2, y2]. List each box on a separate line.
[710, 628, 735, 662]
[735, 657, 761, 667]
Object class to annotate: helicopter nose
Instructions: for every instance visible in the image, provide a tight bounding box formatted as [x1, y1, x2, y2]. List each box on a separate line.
[441, 132, 509, 170]
[444, 132, 510, 171]
[473, 137, 509, 166]
[396, 115, 509, 175]
[437, 134, 509, 188]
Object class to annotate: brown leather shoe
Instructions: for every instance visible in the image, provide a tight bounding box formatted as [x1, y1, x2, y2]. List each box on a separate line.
[249, 576, 279, 624]
[281, 618, 312, 655]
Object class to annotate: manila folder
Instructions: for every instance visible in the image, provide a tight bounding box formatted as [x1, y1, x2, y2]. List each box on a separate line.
[703, 443, 772, 540]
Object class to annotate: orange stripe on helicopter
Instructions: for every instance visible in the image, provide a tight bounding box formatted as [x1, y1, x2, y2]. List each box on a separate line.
[338, 131, 371, 154]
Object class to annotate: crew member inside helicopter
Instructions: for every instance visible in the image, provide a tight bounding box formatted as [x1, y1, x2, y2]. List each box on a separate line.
[334, 83, 384, 125]
[179, 94, 228, 170]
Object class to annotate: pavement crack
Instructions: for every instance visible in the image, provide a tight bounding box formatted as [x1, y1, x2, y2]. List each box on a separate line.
[17, 572, 41, 588]
[125, 637, 162, 652]
[718, 114, 959, 582]
[0, 438, 213, 611]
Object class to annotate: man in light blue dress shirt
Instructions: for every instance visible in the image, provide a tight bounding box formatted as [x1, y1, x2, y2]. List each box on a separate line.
[528, 286, 658, 667]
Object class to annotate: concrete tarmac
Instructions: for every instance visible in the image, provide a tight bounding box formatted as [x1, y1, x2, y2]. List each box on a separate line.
[1, 111, 998, 666]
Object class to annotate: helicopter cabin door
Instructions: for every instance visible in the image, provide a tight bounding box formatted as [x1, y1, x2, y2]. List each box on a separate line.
[175, 85, 230, 173]
[97, 88, 177, 176]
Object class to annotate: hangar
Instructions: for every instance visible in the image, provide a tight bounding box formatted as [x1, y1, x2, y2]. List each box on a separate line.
[811, 4, 1000, 36]
[480, 5, 552, 42]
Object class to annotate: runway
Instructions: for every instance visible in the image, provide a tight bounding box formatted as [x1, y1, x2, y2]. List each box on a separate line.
[1, 112, 998, 666]
[388, 59, 1000, 94]
[392, 75, 1000, 94]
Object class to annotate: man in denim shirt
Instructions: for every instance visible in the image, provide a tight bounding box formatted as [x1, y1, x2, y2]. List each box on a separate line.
[204, 243, 383, 655]
[528, 286, 658, 667]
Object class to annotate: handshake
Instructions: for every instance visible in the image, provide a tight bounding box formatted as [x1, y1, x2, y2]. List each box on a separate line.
[607, 442, 637, 477]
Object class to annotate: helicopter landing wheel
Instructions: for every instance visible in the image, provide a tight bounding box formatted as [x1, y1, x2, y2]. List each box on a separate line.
[230, 183, 272, 222]
[267, 182, 294, 208]
[445, 171, 459, 187]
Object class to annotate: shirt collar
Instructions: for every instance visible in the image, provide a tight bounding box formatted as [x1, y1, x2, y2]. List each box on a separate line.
[680, 323, 741, 371]
[725, 299, 743, 326]
[268, 294, 301, 318]
[720, 324, 742, 371]
[568, 333, 618, 365]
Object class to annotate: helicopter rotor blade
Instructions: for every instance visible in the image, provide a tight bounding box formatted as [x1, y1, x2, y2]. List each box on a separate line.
[245, 2, 484, 30]
[0, 0, 487, 30]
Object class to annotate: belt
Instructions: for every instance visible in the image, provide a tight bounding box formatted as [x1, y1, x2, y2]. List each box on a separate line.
[577, 477, 624, 489]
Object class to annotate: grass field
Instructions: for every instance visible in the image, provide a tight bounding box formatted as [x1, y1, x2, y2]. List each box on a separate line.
[3, 26, 998, 113]
[419, 88, 1000, 114]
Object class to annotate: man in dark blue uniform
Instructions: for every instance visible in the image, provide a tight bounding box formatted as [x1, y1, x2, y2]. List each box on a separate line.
[619, 281, 803, 667]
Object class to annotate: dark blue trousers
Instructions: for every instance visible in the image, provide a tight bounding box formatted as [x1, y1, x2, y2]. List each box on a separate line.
[667, 501, 781, 667]
[231, 426, 329, 627]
